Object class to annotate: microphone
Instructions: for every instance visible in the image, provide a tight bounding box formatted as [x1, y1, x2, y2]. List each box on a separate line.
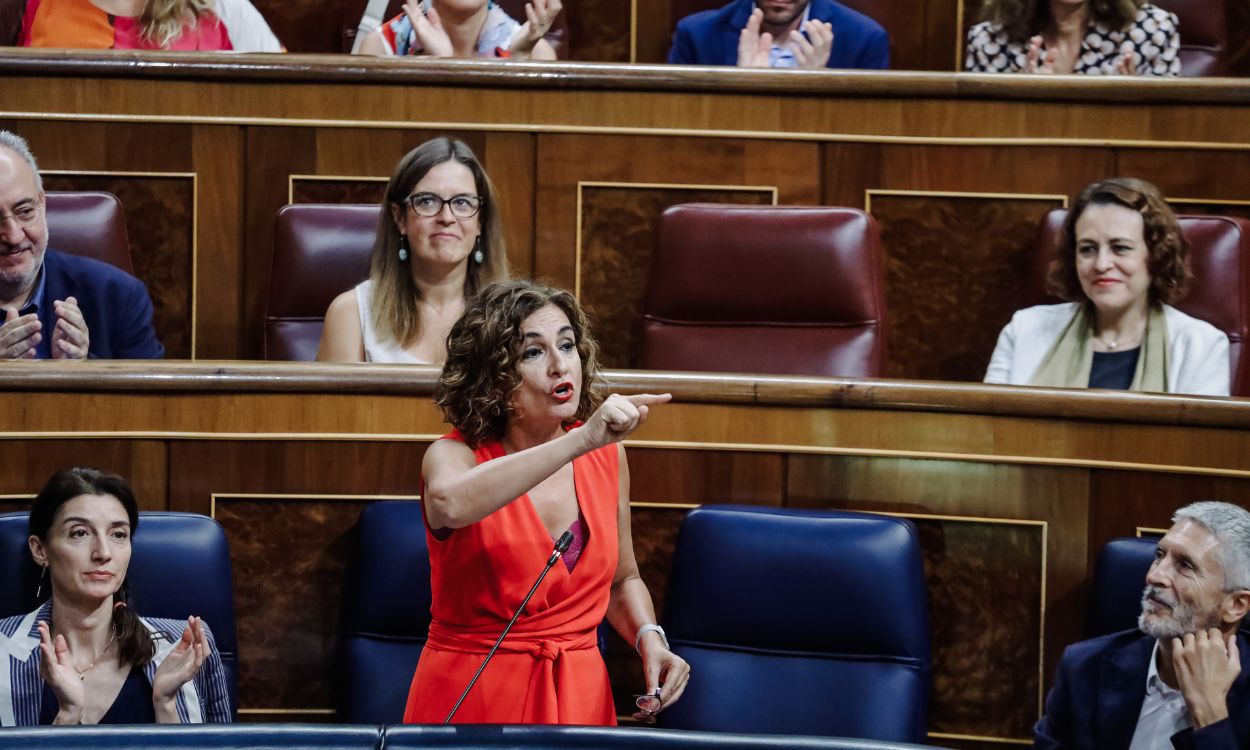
[444, 530, 575, 724]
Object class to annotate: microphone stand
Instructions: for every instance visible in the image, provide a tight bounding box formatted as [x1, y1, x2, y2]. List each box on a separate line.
[444, 530, 575, 724]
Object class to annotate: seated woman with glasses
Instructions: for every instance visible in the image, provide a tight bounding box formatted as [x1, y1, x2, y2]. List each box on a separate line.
[317, 137, 509, 364]
[0, 468, 230, 726]
[405, 279, 690, 724]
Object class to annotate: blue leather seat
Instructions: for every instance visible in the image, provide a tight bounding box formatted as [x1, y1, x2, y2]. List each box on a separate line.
[382, 724, 943, 749]
[1086, 536, 1158, 638]
[0, 511, 239, 718]
[658, 505, 931, 742]
[338, 500, 432, 723]
[0, 723, 381, 749]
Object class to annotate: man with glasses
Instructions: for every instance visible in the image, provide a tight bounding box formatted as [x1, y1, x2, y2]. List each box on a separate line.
[0, 131, 162, 359]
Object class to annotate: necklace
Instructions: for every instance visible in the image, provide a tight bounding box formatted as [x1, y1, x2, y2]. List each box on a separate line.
[1099, 337, 1119, 350]
[72, 631, 116, 680]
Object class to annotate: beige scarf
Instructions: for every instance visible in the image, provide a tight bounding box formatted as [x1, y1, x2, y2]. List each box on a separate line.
[1030, 303, 1169, 392]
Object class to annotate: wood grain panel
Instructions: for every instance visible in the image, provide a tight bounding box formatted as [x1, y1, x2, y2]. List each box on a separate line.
[565, 0, 632, 62]
[291, 178, 388, 204]
[628, 448, 785, 505]
[245, 127, 317, 359]
[1116, 150, 1250, 202]
[0, 440, 168, 511]
[536, 135, 821, 294]
[578, 185, 771, 367]
[193, 126, 245, 359]
[167, 440, 429, 514]
[42, 173, 195, 359]
[482, 133, 537, 277]
[869, 192, 1064, 381]
[215, 495, 371, 711]
[878, 145, 1115, 197]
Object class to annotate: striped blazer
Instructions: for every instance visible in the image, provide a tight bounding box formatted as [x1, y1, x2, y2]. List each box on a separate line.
[0, 602, 231, 726]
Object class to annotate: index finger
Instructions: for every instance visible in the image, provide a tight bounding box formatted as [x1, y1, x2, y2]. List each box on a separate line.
[625, 393, 672, 407]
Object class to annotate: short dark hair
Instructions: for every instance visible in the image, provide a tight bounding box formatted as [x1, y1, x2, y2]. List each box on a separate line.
[1048, 177, 1191, 306]
[436, 280, 603, 447]
[30, 468, 155, 667]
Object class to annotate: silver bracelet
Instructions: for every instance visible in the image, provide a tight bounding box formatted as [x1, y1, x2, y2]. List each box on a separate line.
[634, 623, 668, 652]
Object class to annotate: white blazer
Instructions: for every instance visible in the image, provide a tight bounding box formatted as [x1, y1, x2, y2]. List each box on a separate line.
[984, 302, 1231, 397]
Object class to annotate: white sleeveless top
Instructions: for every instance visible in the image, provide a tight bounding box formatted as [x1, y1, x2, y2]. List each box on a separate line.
[354, 280, 429, 364]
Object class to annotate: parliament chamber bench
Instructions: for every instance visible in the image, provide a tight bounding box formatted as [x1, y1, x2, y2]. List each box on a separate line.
[6, 53, 1250, 383]
[0, 362, 1246, 748]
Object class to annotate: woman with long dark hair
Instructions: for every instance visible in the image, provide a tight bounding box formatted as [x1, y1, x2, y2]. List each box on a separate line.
[0, 468, 230, 725]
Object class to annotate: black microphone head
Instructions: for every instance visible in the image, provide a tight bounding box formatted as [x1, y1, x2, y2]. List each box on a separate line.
[555, 530, 574, 553]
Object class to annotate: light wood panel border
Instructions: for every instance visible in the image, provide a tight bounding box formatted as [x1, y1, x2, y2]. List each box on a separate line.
[864, 188, 1071, 213]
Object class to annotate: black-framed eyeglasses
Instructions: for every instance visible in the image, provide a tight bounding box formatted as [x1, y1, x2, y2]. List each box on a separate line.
[632, 688, 662, 724]
[403, 192, 482, 219]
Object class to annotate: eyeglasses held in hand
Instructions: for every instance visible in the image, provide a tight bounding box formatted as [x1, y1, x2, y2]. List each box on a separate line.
[632, 688, 663, 724]
[404, 192, 482, 219]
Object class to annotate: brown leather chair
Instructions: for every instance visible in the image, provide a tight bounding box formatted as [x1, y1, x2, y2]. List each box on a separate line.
[44, 192, 134, 274]
[266, 204, 378, 361]
[1027, 209, 1250, 396]
[1153, 0, 1226, 76]
[638, 203, 887, 378]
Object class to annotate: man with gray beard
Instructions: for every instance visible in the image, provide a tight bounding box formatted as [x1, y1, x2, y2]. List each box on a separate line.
[1035, 502, 1250, 749]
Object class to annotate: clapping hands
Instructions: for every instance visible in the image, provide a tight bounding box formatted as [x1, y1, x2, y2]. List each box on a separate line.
[510, 0, 562, 58]
[152, 616, 209, 719]
[737, 8, 833, 70]
[402, 0, 454, 57]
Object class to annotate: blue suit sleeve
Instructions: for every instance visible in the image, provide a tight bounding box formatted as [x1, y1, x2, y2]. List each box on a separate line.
[858, 25, 889, 70]
[115, 276, 165, 359]
[1034, 648, 1075, 749]
[668, 20, 697, 64]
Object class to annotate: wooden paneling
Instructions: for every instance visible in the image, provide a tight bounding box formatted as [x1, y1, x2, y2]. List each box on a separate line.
[1, 365, 1249, 747]
[578, 185, 771, 367]
[869, 192, 1064, 380]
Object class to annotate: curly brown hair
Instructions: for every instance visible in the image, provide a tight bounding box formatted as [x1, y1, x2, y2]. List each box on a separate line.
[978, 0, 1144, 41]
[436, 280, 604, 447]
[1047, 177, 1191, 305]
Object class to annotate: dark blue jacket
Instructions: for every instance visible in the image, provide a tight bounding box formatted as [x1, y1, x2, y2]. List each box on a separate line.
[668, 0, 889, 70]
[1036, 629, 1250, 750]
[40, 249, 164, 359]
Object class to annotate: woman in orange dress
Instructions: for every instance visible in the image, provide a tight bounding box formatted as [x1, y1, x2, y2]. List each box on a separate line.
[403, 279, 690, 724]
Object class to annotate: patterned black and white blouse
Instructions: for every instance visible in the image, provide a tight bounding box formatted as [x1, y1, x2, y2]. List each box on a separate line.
[965, 4, 1180, 76]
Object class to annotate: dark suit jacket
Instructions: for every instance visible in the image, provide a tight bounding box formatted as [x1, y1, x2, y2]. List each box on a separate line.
[1036, 629, 1250, 750]
[40, 249, 164, 359]
[668, 0, 889, 69]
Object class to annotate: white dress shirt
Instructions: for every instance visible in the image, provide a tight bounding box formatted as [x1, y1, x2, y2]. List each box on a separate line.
[1130, 641, 1192, 750]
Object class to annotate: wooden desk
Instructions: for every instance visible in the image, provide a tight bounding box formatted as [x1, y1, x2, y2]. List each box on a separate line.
[3, 52, 1250, 389]
[0, 362, 1246, 747]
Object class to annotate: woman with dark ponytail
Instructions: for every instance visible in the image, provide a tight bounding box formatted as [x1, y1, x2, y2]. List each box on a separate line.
[0, 468, 231, 725]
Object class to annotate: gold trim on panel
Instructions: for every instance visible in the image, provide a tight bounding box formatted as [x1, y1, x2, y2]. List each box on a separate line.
[629, 0, 638, 64]
[573, 181, 780, 298]
[209, 491, 421, 519]
[19, 111, 1250, 151]
[287, 174, 389, 205]
[865, 188, 1070, 213]
[954, 0, 967, 71]
[629, 501, 700, 510]
[1170, 197, 1250, 208]
[1136, 526, 1167, 537]
[43, 169, 201, 358]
